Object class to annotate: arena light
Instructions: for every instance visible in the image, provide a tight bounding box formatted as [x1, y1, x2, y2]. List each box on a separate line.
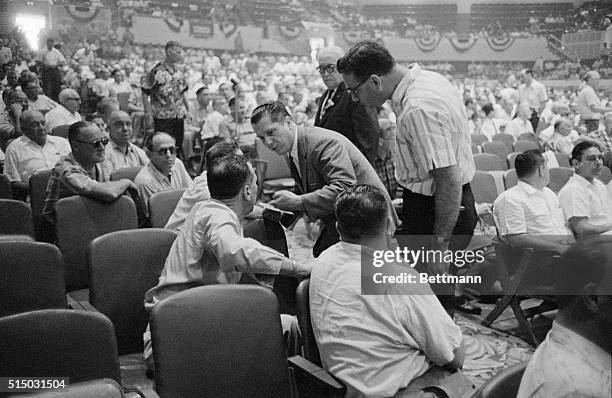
[15, 13, 46, 51]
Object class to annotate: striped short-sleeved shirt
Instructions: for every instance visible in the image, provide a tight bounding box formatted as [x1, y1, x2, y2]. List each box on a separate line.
[390, 64, 475, 196]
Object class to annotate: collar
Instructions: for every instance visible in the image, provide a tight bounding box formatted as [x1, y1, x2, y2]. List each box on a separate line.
[516, 180, 542, 196]
[290, 124, 299, 161]
[22, 135, 48, 148]
[571, 173, 596, 188]
[391, 63, 421, 106]
[147, 160, 174, 181]
[110, 140, 133, 155]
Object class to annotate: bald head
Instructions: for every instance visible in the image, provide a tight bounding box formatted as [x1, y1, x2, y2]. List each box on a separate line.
[20, 109, 48, 146]
[58, 89, 81, 114]
[317, 46, 344, 90]
[108, 110, 133, 146]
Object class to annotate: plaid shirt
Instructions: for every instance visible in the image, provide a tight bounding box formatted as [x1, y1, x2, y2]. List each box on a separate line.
[587, 129, 612, 152]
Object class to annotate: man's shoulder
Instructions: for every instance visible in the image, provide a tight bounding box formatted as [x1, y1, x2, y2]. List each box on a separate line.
[134, 163, 154, 184]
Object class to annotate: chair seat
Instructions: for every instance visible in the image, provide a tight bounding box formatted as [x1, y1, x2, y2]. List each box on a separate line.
[263, 178, 296, 190]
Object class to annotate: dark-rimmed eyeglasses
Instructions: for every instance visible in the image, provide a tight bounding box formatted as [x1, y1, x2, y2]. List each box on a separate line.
[346, 76, 370, 101]
[582, 155, 603, 163]
[154, 146, 178, 156]
[316, 64, 337, 75]
[72, 137, 109, 148]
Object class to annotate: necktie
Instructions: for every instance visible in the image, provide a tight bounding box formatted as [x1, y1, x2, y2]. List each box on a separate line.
[288, 154, 303, 194]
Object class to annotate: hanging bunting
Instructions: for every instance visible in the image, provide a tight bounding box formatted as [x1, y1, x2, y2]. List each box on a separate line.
[64, 5, 100, 23]
[279, 25, 301, 40]
[448, 35, 478, 52]
[486, 35, 515, 51]
[414, 30, 441, 52]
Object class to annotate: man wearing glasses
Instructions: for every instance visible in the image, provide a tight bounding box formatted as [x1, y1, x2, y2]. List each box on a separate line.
[134, 131, 192, 221]
[42, 121, 137, 236]
[337, 40, 477, 316]
[45, 88, 82, 132]
[314, 46, 379, 166]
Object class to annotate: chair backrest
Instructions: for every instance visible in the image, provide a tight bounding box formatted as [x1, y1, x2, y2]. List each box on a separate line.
[117, 92, 130, 112]
[547, 167, 573, 194]
[474, 153, 507, 171]
[20, 379, 125, 398]
[148, 188, 186, 228]
[0, 310, 121, 385]
[477, 361, 528, 398]
[0, 174, 12, 199]
[513, 140, 540, 153]
[0, 241, 66, 317]
[471, 142, 480, 154]
[29, 169, 52, 241]
[517, 133, 539, 144]
[56, 195, 138, 290]
[51, 124, 70, 139]
[470, 133, 489, 146]
[507, 151, 520, 169]
[110, 166, 144, 182]
[296, 279, 322, 366]
[597, 165, 612, 184]
[503, 169, 518, 190]
[603, 150, 612, 171]
[89, 228, 177, 355]
[492, 133, 514, 152]
[151, 285, 291, 398]
[471, 171, 500, 204]
[0, 199, 34, 236]
[554, 152, 570, 168]
[255, 139, 292, 180]
[482, 141, 511, 164]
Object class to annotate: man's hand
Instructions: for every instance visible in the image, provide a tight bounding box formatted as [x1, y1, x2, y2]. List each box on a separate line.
[269, 190, 303, 212]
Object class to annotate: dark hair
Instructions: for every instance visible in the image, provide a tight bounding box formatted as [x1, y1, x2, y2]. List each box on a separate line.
[165, 41, 181, 52]
[571, 141, 600, 164]
[250, 101, 291, 125]
[19, 72, 38, 91]
[68, 121, 91, 142]
[144, 131, 175, 151]
[195, 85, 208, 96]
[207, 154, 252, 200]
[336, 40, 395, 81]
[515, 149, 544, 179]
[482, 103, 494, 116]
[555, 235, 612, 310]
[335, 185, 388, 240]
[204, 141, 239, 170]
[111, 69, 121, 76]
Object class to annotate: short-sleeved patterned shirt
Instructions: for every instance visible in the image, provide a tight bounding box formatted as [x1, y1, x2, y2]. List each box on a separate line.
[142, 61, 187, 120]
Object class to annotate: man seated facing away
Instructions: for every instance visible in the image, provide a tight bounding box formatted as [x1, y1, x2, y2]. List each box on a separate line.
[134, 131, 192, 218]
[558, 141, 612, 238]
[517, 235, 612, 398]
[310, 185, 468, 398]
[101, 110, 148, 177]
[493, 149, 575, 254]
[144, 153, 311, 370]
[42, 121, 137, 233]
[3, 110, 70, 192]
[45, 88, 82, 132]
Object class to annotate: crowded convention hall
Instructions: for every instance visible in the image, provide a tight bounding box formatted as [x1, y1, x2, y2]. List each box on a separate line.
[1, 0, 612, 396]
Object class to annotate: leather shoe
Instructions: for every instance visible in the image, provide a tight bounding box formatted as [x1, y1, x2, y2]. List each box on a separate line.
[455, 295, 482, 315]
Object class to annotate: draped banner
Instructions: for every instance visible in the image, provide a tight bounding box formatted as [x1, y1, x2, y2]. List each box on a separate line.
[486, 35, 516, 51]
[220, 21, 238, 38]
[189, 19, 214, 38]
[414, 31, 441, 52]
[279, 25, 301, 40]
[449, 35, 478, 52]
[163, 15, 183, 33]
[64, 5, 100, 23]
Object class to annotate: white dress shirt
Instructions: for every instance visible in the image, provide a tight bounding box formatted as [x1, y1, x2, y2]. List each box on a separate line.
[558, 173, 612, 229]
[45, 105, 81, 131]
[165, 172, 210, 232]
[3, 135, 71, 183]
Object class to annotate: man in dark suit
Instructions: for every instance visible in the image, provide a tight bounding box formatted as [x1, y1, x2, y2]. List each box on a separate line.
[251, 101, 399, 257]
[314, 46, 380, 165]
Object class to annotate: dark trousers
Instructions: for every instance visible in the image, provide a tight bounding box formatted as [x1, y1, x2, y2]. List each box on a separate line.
[583, 119, 600, 134]
[154, 118, 185, 159]
[528, 108, 540, 132]
[397, 184, 478, 316]
[42, 66, 62, 102]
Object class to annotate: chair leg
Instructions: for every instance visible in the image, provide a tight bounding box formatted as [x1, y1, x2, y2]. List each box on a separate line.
[510, 298, 539, 347]
[482, 294, 514, 327]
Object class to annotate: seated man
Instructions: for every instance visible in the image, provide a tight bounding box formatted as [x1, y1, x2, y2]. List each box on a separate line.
[144, 153, 311, 368]
[3, 110, 70, 192]
[518, 235, 612, 398]
[134, 131, 192, 218]
[42, 121, 137, 232]
[45, 88, 82, 131]
[0, 89, 29, 151]
[310, 185, 469, 398]
[558, 141, 612, 237]
[219, 98, 257, 158]
[101, 110, 148, 177]
[541, 118, 578, 155]
[505, 103, 535, 140]
[493, 149, 575, 253]
[21, 75, 58, 116]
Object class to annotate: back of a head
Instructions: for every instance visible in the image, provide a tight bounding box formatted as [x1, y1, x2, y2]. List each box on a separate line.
[96, 97, 120, 122]
[482, 103, 494, 116]
[204, 141, 239, 171]
[68, 121, 90, 142]
[250, 101, 291, 125]
[515, 149, 543, 179]
[207, 153, 251, 200]
[58, 88, 78, 105]
[336, 40, 395, 80]
[335, 185, 388, 241]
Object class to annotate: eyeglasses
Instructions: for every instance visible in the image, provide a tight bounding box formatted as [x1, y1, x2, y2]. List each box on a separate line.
[316, 64, 336, 75]
[582, 155, 603, 163]
[66, 97, 81, 102]
[72, 137, 109, 148]
[154, 146, 178, 156]
[346, 76, 371, 101]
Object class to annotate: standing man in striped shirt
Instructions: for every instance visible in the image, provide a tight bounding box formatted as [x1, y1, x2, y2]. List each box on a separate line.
[337, 40, 478, 316]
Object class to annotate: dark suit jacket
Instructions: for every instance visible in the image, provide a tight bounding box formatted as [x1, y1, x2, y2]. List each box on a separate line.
[314, 81, 380, 164]
[291, 126, 399, 233]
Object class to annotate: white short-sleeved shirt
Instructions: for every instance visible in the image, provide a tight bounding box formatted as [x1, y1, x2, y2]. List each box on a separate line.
[164, 172, 210, 232]
[577, 85, 602, 120]
[45, 106, 81, 132]
[505, 117, 535, 140]
[493, 181, 573, 237]
[134, 159, 192, 217]
[518, 80, 547, 110]
[3, 135, 71, 183]
[558, 173, 612, 229]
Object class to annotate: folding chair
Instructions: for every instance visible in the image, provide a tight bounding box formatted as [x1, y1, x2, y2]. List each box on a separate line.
[148, 188, 186, 228]
[255, 139, 296, 197]
[492, 132, 514, 152]
[51, 124, 70, 139]
[471, 171, 499, 204]
[20, 379, 125, 398]
[0, 174, 11, 199]
[503, 169, 518, 190]
[0, 241, 66, 317]
[470, 133, 489, 147]
[110, 166, 144, 182]
[55, 195, 138, 291]
[506, 151, 520, 169]
[28, 169, 52, 241]
[482, 141, 511, 164]
[554, 152, 570, 168]
[517, 133, 539, 144]
[547, 167, 573, 194]
[471, 142, 480, 154]
[0, 199, 34, 236]
[474, 153, 507, 171]
[476, 362, 528, 398]
[513, 140, 539, 153]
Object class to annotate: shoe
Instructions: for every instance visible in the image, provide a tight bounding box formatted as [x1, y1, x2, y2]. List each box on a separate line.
[455, 295, 482, 315]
